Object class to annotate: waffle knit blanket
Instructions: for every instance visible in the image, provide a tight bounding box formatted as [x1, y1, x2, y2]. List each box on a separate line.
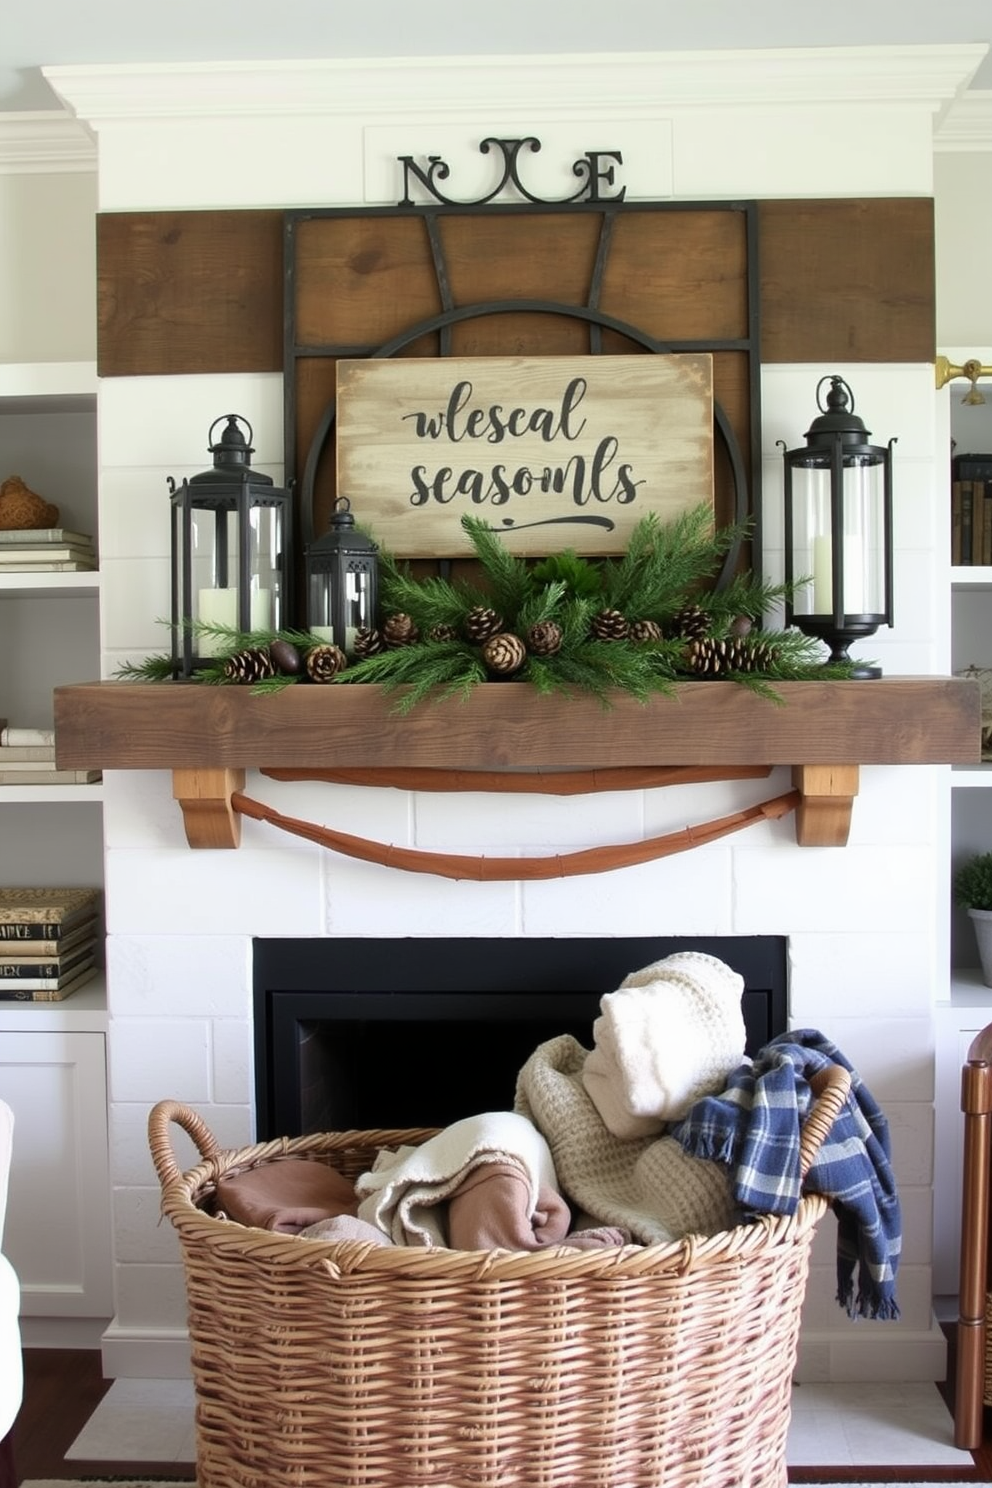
[515, 1033, 737, 1244]
[672, 1029, 901, 1320]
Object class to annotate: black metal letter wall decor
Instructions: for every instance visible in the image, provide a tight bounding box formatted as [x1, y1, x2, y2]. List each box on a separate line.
[398, 136, 625, 208]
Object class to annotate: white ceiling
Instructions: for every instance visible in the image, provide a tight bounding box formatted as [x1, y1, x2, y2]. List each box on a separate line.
[1, 0, 990, 113]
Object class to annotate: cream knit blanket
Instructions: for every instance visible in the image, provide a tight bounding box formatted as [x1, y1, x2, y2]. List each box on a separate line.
[514, 1033, 736, 1244]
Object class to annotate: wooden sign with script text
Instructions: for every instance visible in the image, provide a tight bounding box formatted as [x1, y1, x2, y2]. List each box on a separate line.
[335, 355, 713, 557]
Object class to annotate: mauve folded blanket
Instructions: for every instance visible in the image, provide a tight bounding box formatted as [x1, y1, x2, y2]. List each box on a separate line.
[215, 1158, 358, 1234]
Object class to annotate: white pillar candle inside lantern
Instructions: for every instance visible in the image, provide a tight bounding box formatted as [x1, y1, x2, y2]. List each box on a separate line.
[197, 587, 273, 656]
[168, 415, 293, 676]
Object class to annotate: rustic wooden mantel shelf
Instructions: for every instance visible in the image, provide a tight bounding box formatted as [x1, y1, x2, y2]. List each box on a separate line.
[54, 677, 981, 851]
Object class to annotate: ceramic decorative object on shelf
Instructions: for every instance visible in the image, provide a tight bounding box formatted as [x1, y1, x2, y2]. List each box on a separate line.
[0, 476, 59, 530]
[954, 850, 992, 986]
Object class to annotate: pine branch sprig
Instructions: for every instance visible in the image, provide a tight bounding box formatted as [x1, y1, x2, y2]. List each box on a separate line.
[340, 639, 488, 712]
[702, 574, 806, 629]
[377, 567, 475, 632]
[515, 580, 569, 634]
[461, 514, 536, 619]
[115, 653, 174, 681]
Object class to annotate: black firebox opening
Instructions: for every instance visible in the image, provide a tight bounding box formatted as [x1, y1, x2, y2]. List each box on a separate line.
[253, 936, 787, 1140]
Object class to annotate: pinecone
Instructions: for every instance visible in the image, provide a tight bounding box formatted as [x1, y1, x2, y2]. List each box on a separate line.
[382, 612, 420, 648]
[629, 619, 663, 644]
[222, 646, 275, 684]
[526, 620, 563, 657]
[668, 604, 710, 640]
[353, 626, 384, 658]
[734, 639, 776, 673]
[481, 632, 527, 676]
[590, 608, 630, 641]
[464, 605, 505, 643]
[427, 623, 459, 643]
[683, 636, 776, 676]
[729, 614, 754, 638]
[305, 643, 348, 682]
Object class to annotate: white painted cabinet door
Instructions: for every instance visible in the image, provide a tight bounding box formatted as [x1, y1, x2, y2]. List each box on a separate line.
[0, 1030, 112, 1317]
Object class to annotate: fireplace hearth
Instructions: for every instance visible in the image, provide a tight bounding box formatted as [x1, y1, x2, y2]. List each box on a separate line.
[253, 935, 787, 1139]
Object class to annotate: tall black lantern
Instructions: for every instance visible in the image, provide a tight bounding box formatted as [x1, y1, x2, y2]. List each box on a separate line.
[779, 375, 896, 679]
[168, 415, 293, 677]
[306, 497, 379, 655]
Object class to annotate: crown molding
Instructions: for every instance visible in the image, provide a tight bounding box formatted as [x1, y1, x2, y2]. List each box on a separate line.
[0, 110, 95, 173]
[42, 44, 987, 124]
[935, 90, 992, 151]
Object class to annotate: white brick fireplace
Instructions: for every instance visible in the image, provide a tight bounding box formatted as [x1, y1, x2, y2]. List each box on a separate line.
[46, 43, 985, 1383]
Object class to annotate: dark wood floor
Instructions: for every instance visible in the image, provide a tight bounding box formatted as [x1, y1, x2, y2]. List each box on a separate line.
[8, 1339, 992, 1484]
[11, 1349, 192, 1484]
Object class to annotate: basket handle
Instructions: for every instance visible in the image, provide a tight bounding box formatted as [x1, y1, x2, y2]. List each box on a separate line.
[799, 1064, 853, 1181]
[148, 1099, 222, 1189]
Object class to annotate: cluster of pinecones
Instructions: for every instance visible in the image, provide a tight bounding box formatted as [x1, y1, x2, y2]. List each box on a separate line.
[559, 601, 775, 675]
[345, 601, 776, 679]
[355, 606, 539, 676]
[221, 637, 348, 685]
[220, 603, 777, 683]
[666, 605, 776, 676]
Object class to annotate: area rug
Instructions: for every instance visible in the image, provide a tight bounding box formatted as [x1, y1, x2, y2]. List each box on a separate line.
[23, 1481, 195, 1487]
[20, 1480, 984, 1488]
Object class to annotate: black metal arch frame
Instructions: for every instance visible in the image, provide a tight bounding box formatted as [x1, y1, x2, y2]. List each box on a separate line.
[283, 201, 762, 589]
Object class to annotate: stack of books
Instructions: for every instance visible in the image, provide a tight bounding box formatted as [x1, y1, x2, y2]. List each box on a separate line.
[0, 723, 101, 786]
[0, 887, 102, 1001]
[951, 455, 992, 567]
[0, 526, 97, 572]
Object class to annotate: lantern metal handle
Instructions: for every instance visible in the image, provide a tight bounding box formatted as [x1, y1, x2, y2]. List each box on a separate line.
[208, 413, 254, 451]
[815, 374, 854, 416]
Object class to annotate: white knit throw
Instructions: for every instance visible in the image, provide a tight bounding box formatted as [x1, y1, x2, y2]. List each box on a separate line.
[581, 951, 747, 1135]
[515, 1033, 736, 1244]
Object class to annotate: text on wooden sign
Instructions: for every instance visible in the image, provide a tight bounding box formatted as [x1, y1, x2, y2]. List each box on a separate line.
[335, 354, 714, 558]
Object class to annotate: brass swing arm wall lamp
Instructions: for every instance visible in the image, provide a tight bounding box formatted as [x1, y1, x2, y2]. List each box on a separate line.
[935, 355, 992, 405]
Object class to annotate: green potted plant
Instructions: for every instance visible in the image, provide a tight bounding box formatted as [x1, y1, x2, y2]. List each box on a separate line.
[954, 851, 992, 987]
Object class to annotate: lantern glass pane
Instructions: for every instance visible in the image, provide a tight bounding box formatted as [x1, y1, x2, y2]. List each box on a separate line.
[251, 505, 283, 631]
[308, 568, 334, 636]
[789, 461, 833, 617]
[841, 458, 886, 616]
[308, 563, 372, 654]
[789, 453, 886, 618]
[190, 508, 229, 657]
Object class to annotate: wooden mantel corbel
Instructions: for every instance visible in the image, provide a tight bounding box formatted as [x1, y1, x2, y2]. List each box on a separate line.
[52, 676, 980, 856]
[172, 768, 247, 849]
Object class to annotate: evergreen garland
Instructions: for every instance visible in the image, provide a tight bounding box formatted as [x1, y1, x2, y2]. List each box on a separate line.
[114, 501, 865, 703]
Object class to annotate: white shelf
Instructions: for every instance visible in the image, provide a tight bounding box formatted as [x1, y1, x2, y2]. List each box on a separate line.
[0, 972, 107, 1032]
[0, 360, 96, 410]
[952, 763, 992, 786]
[952, 565, 992, 590]
[0, 782, 103, 802]
[943, 966, 992, 1007]
[0, 570, 99, 597]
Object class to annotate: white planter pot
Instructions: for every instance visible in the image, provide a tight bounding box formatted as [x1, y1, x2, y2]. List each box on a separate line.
[969, 907, 992, 988]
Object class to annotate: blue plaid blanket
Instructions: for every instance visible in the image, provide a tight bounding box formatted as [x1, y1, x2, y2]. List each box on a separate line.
[672, 1029, 901, 1320]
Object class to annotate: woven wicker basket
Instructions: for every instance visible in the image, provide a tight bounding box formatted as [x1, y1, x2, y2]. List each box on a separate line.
[149, 1067, 850, 1488]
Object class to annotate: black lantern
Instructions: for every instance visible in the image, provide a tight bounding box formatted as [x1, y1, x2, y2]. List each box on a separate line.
[168, 415, 293, 677]
[306, 496, 379, 655]
[779, 375, 896, 679]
